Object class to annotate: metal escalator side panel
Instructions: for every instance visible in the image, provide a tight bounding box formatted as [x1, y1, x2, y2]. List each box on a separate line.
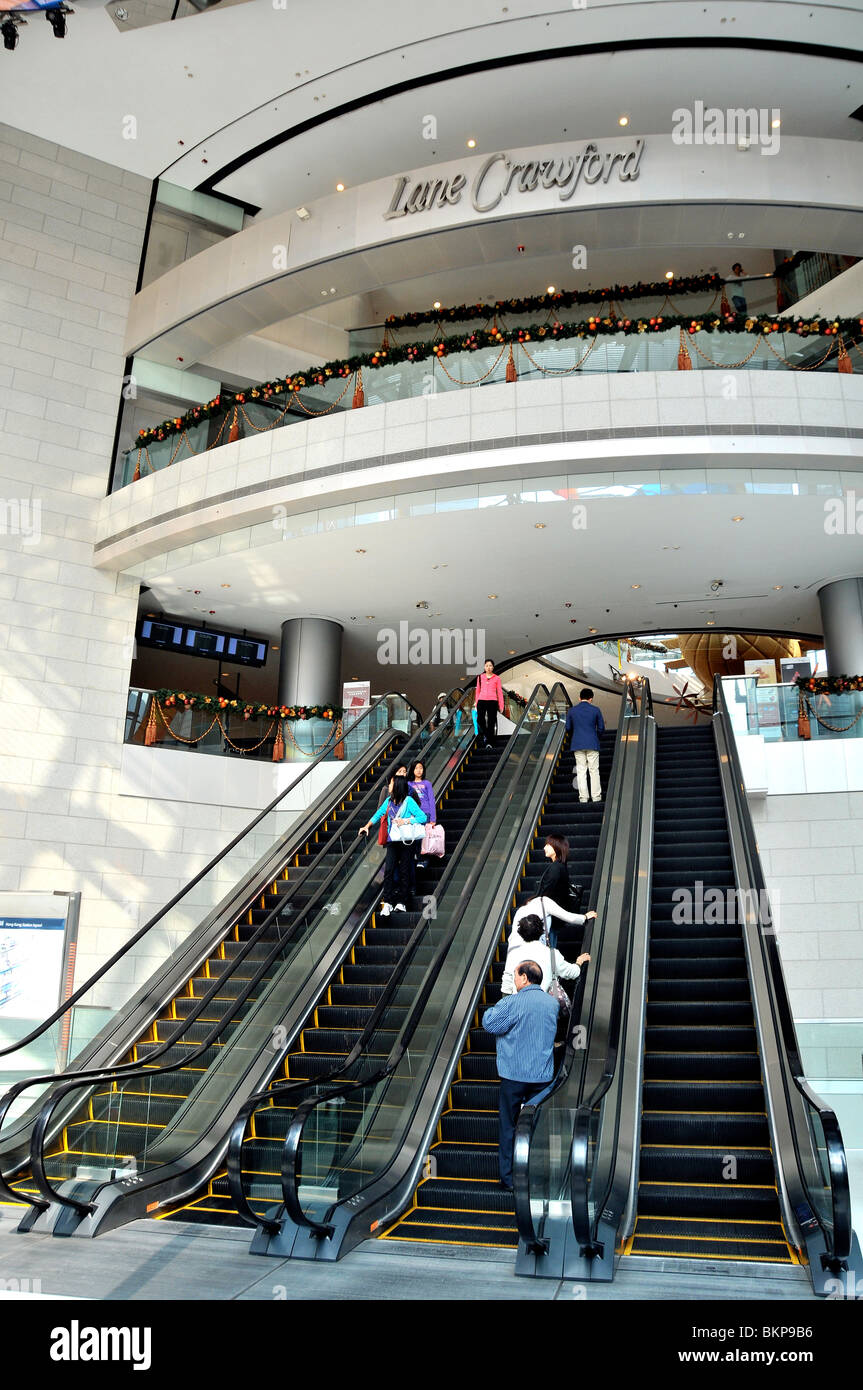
[712, 689, 863, 1295]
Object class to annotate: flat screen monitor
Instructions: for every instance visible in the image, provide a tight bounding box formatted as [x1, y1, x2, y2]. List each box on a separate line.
[185, 628, 226, 658]
[138, 618, 185, 651]
[226, 636, 268, 667]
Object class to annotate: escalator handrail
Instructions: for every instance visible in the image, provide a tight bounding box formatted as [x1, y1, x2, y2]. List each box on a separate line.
[224, 690, 484, 1231]
[0, 691, 419, 1065]
[14, 689, 462, 1217]
[712, 676, 854, 1263]
[278, 683, 569, 1238]
[568, 681, 653, 1248]
[511, 679, 644, 1252]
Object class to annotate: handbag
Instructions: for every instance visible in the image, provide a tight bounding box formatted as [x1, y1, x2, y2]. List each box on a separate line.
[377, 816, 388, 846]
[797, 694, 811, 740]
[421, 823, 445, 857]
[547, 947, 571, 1023]
[388, 800, 425, 843]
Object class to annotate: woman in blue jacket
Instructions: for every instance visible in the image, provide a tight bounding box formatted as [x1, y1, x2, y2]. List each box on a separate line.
[360, 774, 427, 916]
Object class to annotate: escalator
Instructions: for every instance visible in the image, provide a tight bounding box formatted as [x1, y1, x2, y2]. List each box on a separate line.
[0, 691, 469, 1234]
[221, 684, 637, 1264]
[166, 735, 508, 1225]
[378, 729, 616, 1250]
[514, 678, 862, 1297]
[626, 725, 793, 1263]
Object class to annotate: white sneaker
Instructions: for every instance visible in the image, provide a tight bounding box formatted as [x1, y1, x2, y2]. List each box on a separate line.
[394, 902, 407, 913]
[379, 902, 392, 916]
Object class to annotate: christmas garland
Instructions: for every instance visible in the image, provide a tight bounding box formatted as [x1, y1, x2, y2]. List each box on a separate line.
[504, 688, 528, 709]
[794, 676, 863, 695]
[134, 311, 862, 450]
[384, 273, 723, 330]
[156, 688, 344, 720]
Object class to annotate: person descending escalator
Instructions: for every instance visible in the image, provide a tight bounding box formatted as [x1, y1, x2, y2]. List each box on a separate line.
[475, 659, 504, 750]
[360, 774, 427, 916]
[511, 834, 596, 948]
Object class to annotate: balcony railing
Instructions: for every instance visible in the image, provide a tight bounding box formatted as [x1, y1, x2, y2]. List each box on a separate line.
[115, 323, 863, 492]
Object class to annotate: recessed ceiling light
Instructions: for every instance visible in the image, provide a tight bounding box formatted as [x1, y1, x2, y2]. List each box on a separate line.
[433, 301, 441, 310]
[336, 182, 345, 192]
[589, 627, 598, 634]
[773, 584, 783, 590]
[618, 115, 629, 127]
[221, 583, 230, 588]
[706, 619, 716, 626]
[534, 523, 546, 529]
[508, 650, 515, 655]
[355, 548, 366, 553]
[665, 271, 674, 280]
[732, 516, 744, 522]
[488, 594, 498, 599]
[631, 583, 641, 589]
[329, 286, 336, 294]
[547, 285, 556, 294]
[365, 614, 375, 619]
[271, 645, 279, 651]
[466, 138, 477, 148]
[771, 119, 781, 129]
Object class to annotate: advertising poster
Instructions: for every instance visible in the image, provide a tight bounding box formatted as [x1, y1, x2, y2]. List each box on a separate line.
[0, 893, 72, 1020]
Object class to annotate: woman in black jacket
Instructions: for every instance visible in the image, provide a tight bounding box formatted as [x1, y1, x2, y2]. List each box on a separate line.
[512, 834, 596, 949]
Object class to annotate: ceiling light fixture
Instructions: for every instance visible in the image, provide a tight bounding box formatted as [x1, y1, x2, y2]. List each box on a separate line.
[355, 548, 366, 553]
[773, 584, 783, 590]
[221, 583, 230, 588]
[488, 594, 498, 599]
[534, 522, 546, 529]
[365, 614, 375, 620]
[466, 138, 477, 148]
[336, 182, 345, 192]
[547, 285, 556, 294]
[508, 650, 515, 655]
[631, 583, 641, 589]
[618, 115, 629, 127]
[732, 516, 744, 522]
[433, 301, 441, 310]
[589, 627, 598, 634]
[296, 206, 311, 221]
[665, 271, 674, 280]
[771, 118, 781, 129]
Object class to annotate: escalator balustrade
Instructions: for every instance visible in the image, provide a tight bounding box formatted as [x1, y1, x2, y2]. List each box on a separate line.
[625, 726, 796, 1264]
[165, 736, 508, 1224]
[380, 730, 615, 1249]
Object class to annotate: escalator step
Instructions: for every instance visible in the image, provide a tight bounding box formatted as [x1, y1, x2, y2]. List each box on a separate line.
[638, 1146, 776, 1184]
[637, 1182, 783, 1221]
[641, 1112, 769, 1146]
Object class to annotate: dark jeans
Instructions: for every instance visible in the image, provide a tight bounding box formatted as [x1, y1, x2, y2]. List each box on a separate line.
[477, 700, 498, 744]
[731, 294, 747, 314]
[498, 1077, 547, 1186]
[383, 841, 413, 904]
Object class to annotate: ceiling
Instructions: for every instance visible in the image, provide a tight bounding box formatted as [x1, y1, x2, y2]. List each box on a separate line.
[2, 1, 862, 195]
[137, 485, 837, 706]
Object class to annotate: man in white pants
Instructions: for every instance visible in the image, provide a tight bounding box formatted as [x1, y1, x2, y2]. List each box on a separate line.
[565, 687, 605, 804]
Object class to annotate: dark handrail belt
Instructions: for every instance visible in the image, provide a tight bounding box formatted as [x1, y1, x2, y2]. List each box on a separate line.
[712, 677, 858, 1278]
[511, 680, 640, 1255]
[0, 691, 416, 1067]
[277, 685, 566, 1239]
[226, 690, 558, 1233]
[16, 686, 471, 1220]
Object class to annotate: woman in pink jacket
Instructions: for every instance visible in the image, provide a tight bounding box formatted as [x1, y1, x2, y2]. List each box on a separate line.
[475, 659, 504, 749]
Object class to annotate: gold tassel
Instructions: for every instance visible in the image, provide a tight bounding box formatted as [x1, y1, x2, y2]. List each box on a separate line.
[273, 721, 285, 761]
[333, 718, 345, 761]
[677, 330, 693, 370]
[144, 701, 157, 746]
[720, 287, 732, 316]
[838, 338, 853, 374]
[352, 369, 365, 409]
[228, 406, 240, 442]
[132, 450, 141, 483]
[505, 343, 518, 382]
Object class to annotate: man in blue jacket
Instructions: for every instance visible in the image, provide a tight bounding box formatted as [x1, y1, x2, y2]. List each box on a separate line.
[482, 961, 559, 1190]
[565, 687, 605, 804]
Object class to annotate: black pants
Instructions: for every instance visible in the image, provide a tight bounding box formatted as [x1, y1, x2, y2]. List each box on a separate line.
[477, 700, 498, 744]
[498, 1077, 547, 1186]
[383, 841, 413, 904]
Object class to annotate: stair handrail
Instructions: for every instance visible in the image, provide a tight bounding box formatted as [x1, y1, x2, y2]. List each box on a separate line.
[511, 679, 647, 1254]
[0, 691, 420, 1066]
[2, 688, 462, 1218]
[275, 684, 569, 1239]
[712, 676, 855, 1271]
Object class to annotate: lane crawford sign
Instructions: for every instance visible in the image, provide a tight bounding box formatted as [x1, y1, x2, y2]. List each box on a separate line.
[383, 139, 645, 220]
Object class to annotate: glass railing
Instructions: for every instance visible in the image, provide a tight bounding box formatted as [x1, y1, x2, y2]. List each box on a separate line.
[17, 689, 479, 1222]
[513, 681, 648, 1263]
[274, 683, 569, 1238]
[0, 694, 414, 1157]
[114, 322, 861, 491]
[722, 676, 863, 743]
[123, 687, 407, 762]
